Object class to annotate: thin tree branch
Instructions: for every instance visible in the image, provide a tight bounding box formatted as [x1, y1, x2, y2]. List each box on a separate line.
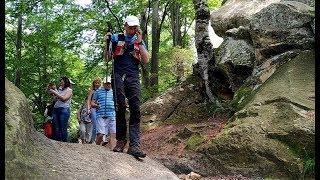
[146, 0, 151, 23]
[181, 16, 195, 40]
[159, 0, 172, 33]
[105, 0, 122, 31]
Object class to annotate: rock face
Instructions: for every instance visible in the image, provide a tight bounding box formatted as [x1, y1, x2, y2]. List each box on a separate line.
[5, 78, 179, 180]
[188, 0, 315, 177]
[205, 0, 315, 100]
[250, 1, 314, 64]
[192, 51, 315, 178]
[214, 37, 255, 92]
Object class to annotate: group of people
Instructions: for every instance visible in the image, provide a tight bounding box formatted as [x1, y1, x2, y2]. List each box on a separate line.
[77, 76, 116, 150]
[44, 15, 149, 158]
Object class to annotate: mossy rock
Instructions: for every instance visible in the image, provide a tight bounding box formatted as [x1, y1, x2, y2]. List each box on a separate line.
[185, 133, 204, 150]
[176, 126, 195, 139]
[5, 78, 60, 178]
[228, 86, 254, 112]
[5, 78, 180, 179]
[193, 51, 315, 178]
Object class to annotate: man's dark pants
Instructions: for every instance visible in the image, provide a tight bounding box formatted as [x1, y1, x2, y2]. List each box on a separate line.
[112, 73, 141, 147]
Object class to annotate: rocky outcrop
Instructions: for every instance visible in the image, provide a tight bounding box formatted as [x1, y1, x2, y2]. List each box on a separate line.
[205, 0, 315, 100]
[5, 78, 179, 180]
[194, 2, 315, 172]
[250, 1, 314, 64]
[214, 37, 255, 92]
[192, 51, 315, 178]
[140, 0, 315, 178]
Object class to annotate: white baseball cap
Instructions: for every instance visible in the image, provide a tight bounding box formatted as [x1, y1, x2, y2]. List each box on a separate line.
[125, 15, 140, 26]
[103, 76, 112, 83]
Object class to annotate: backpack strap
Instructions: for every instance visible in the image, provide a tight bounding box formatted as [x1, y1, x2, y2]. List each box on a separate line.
[111, 33, 142, 64]
[111, 33, 125, 56]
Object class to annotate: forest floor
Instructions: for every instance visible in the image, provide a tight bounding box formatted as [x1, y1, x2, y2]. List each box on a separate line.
[141, 114, 251, 180]
[141, 114, 228, 157]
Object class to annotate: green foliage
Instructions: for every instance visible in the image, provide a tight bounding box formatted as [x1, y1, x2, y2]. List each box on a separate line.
[229, 86, 253, 112]
[208, 0, 223, 10]
[141, 86, 158, 103]
[68, 122, 80, 143]
[5, 0, 108, 134]
[33, 113, 45, 130]
[5, 0, 199, 137]
[158, 45, 195, 92]
[303, 158, 315, 177]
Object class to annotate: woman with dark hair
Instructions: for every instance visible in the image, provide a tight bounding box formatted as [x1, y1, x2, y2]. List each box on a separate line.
[49, 76, 73, 142]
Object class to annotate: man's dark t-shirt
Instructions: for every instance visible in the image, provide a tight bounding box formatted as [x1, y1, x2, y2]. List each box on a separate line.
[111, 33, 146, 77]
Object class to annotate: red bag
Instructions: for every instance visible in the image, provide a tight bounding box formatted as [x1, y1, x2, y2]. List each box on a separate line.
[43, 121, 54, 138]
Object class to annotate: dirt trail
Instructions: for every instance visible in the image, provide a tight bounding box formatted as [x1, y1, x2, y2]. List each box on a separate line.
[141, 114, 228, 158]
[6, 131, 180, 179]
[140, 114, 251, 179]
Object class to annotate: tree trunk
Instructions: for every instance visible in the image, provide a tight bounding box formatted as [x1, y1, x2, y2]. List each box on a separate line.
[193, 0, 220, 105]
[140, 10, 150, 89]
[170, 2, 184, 83]
[14, 15, 23, 88]
[150, 0, 160, 89]
[170, 3, 182, 47]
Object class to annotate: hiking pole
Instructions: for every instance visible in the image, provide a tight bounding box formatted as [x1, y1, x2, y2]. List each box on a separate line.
[104, 25, 117, 112]
[111, 57, 118, 112]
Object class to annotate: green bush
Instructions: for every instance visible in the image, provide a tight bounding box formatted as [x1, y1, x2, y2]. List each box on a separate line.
[68, 126, 79, 143]
[303, 158, 315, 177]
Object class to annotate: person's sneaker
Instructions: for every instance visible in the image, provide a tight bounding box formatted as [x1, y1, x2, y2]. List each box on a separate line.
[127, 146, 146, 158]
[102, 141, 108, 146]
[102, 135, 109, 146]
[113, 140, 127, 152]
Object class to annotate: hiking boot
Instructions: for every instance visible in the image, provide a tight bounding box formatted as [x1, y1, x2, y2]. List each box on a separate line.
[127, 146, 146, 158]
[102, 135, 109, 146]
[113, 140, 127, 152]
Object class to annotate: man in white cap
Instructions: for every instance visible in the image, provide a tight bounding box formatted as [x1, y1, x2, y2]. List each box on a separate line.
[105, 15, 149, 158]
[91, 76, 116, 150]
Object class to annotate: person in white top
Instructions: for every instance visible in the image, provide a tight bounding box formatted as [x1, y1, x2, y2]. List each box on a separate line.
[49, 76, 73, 142]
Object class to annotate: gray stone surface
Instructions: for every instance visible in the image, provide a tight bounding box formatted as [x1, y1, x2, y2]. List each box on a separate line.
[215, 37, 254, 66]
[5, 78, 179, 180]
[210, 0, 281, 37]
[208, 0, 314, 94]
[311, 18, 315, 34]
[213, 37, 255, 91]
[193, 51, 315, 178]
[250, 2, 314, 62]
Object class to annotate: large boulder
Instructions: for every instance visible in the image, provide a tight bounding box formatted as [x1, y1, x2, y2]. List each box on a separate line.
[5, 78, 179, 180]
[210, 0, 281, 37]
[207, 0, 314, 100]
[250, 1, 314, 64]
[213, 37, 255, 92]
[191, 50, 315, 178]
[211, 0, 314, 37]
